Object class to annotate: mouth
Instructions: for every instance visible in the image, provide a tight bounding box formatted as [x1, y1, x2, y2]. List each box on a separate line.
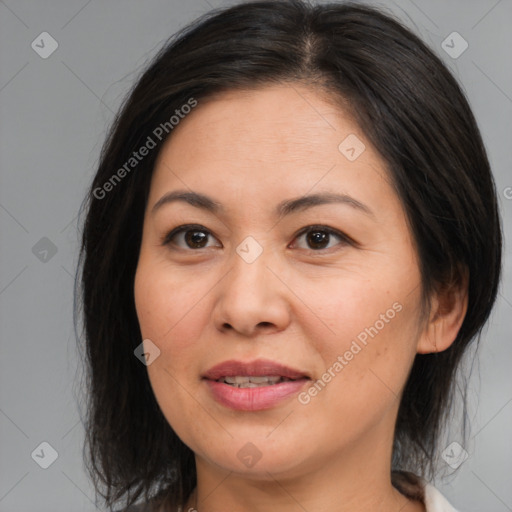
[202, 358, 310, 382]
[215, 375, 299, 388]
[202, 359, 311, 411]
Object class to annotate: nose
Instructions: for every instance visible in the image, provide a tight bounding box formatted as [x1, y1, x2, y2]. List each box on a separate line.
[211, 243, 292, 337]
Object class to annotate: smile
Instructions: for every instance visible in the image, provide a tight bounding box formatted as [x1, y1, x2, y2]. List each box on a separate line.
[217, 375, 296, 387]
[202, 358, 311, 411]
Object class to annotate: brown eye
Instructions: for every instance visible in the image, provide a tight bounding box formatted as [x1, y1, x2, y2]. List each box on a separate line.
[184, 230, 209, 248]
[162, 225, 221, 250]
[292, 226, 349, 251]
[306, 230, 330, 249]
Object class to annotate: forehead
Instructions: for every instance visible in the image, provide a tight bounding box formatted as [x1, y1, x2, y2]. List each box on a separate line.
[157, 84, 357, 165]
[149, 84, 395, 216]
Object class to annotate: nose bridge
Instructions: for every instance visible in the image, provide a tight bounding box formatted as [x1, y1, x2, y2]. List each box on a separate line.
[212, 234, 290, 335]
[229, 235, 272, 294]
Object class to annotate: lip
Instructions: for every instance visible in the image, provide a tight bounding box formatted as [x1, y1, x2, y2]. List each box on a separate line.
[202, 359, 310, 411]
[202, 359, 310, 381]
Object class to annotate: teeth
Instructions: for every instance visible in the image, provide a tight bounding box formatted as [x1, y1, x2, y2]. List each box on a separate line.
[220, 375, 291, 387]
[248, 376, 281, 384]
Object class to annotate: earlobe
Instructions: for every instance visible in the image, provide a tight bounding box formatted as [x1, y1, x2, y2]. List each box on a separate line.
[416, 270, 469, 355]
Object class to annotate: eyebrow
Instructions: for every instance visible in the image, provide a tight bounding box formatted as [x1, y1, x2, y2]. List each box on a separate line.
[151, 190, 374, 218]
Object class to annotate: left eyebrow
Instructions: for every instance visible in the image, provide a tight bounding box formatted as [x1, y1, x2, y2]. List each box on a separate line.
[276, 192, 374, 218]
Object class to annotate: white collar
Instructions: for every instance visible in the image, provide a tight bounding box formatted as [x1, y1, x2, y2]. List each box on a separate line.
[422, 481, 459, 512]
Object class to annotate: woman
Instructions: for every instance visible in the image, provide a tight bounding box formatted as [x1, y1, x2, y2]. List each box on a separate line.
[77, 1, 502, 511]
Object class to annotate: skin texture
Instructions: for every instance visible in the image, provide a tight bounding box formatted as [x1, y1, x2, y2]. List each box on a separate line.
[133, 84, 467, 512]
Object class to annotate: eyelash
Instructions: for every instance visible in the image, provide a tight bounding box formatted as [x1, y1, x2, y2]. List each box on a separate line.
[160, 224, 353, 253]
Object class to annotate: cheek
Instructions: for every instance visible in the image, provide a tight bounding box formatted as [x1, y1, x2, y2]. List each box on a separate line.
[134, 257, 210, 345]
[294, 270, 390, 354]
[134, 261, 211, 437]
[299, 272, 420, 423]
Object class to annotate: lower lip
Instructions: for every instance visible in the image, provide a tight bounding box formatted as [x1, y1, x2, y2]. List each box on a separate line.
[204, 379, 309, 411]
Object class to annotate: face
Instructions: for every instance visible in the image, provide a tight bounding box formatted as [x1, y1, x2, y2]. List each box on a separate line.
[134, 84, 428, 481]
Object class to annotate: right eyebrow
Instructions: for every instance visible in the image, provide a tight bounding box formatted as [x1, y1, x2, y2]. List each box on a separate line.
[151, 190, 223, 216]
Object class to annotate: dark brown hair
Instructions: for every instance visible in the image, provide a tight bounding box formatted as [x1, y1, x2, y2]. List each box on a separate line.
[75, 1, 502, 510]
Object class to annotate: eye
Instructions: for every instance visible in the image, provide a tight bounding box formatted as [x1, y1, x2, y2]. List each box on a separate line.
[290, 225, 351, 251]
[161, 224, 352, 252]
[161, 224, 220, 250]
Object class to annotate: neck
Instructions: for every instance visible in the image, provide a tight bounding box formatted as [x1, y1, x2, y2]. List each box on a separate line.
[181, 421, 426, 512]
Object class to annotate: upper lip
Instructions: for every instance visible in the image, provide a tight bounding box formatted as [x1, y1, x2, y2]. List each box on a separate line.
[202, 359, 310, 381]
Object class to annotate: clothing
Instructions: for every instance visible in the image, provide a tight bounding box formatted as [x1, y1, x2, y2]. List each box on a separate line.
[118, 479, 459, 511]
[393, 471, 459, 511]
[423, 481, 459, 512]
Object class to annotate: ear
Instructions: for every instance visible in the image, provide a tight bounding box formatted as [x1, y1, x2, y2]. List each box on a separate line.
[416, 269, 469, 354]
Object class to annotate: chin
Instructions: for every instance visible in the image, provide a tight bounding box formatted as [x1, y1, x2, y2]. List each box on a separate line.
[194, 434, 314, 480]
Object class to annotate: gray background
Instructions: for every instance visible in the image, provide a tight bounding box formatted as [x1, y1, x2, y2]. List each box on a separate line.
[0, 0, 511, 511]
